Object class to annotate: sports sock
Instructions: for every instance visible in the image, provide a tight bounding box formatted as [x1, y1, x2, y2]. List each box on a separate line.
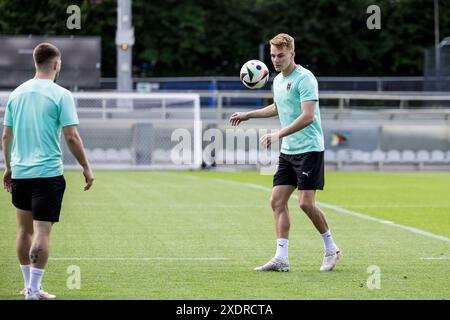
[275, 238, 289, 259]
[321, 230, 338, 254]
[20, 264, 31, 290]
[29, 267, 45, 293]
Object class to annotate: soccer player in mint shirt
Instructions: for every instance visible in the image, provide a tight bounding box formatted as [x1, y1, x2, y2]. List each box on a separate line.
[2, 43, 94, 299]
[230, 33, 341, 272]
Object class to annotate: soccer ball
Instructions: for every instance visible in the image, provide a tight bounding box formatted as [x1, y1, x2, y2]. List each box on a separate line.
[240, 60, 269, 89]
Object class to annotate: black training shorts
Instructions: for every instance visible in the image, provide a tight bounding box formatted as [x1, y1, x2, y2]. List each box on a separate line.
[273, 151, 325, 190]
[11, 175, 66, 222]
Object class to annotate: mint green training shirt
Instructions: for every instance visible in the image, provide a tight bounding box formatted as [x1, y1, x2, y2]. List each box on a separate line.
[3, 79, 79, 179]
[272, 65, 325, 154]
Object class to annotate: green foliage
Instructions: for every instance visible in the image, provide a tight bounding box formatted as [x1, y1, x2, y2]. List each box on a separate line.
[0, 0, 449, 76]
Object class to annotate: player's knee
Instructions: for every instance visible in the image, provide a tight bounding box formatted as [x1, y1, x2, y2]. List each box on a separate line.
[299, 200, 315, 213]
[34, 222, 52, 236]
[270, 197, 286, 212]
[33, 231, 51, 244]
[18, 224, 33, 235]
[17, 228, 33, 240]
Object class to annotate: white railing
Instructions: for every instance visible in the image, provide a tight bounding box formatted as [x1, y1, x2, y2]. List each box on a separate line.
[166, 90, 450, 119]
[100, 75, 450, 92]
[2, 91, 450, 121]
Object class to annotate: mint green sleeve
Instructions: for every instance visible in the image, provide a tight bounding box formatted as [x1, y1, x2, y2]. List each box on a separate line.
[299, 73, 319, 102]
[59, 91, 80, 127]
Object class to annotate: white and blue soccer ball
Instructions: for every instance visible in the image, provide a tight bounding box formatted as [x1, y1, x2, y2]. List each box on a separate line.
[239, 59, 269, 89]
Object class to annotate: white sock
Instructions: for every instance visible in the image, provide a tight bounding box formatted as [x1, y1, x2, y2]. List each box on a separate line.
[29, 267, 45, 292]
[275, 238, 289, 259]
[20, 264, 31, 289]
[321, 230, 338, 254]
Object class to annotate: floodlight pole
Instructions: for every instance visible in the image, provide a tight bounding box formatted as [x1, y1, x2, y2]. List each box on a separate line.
[434, 0, 440, 90]
[259, 43, 265, 63]
[116, 0, 134, 91]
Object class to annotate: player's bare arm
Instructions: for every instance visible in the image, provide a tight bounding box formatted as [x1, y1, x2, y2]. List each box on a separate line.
[1, 125, 12, 192]
[229, 103, 278, 126]
[63, 125, 94, 191]
[260, 100, 315, 147]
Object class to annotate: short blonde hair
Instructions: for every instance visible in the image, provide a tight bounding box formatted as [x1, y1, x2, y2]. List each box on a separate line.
[270, 33, 295, 51]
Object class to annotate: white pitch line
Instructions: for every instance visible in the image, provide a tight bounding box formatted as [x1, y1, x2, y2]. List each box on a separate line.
[50, 257, 229, 261]
[316, 202, 450, 243]
[333, 205, 450, 208]
[183, 174, 450, 244]
[419, 256, 450, 260]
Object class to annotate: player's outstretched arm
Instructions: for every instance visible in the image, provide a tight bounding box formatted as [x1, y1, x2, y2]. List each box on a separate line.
[229, 103, 278, 126]
[63, 125, 94, 191]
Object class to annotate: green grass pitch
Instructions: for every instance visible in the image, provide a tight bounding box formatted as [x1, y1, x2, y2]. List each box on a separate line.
[0, 170, 449, 299]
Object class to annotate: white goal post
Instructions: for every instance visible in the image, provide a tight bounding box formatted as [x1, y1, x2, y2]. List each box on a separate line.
[0, 91, 203, 170]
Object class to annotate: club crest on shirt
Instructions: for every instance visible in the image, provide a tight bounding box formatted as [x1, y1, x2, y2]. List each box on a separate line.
[286, 83, 291, 91]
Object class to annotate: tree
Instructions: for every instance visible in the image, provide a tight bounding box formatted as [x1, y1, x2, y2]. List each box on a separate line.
[0, 0, 448, 76]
